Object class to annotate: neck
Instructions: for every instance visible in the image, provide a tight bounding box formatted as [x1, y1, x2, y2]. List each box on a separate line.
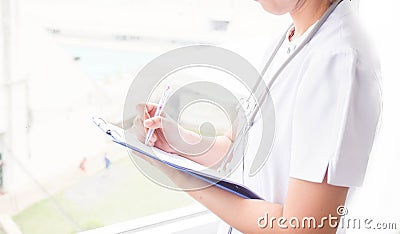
[289, 0, 332, 40]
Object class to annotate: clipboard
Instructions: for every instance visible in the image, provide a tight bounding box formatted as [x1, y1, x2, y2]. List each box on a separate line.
[92, 117, 262, 200]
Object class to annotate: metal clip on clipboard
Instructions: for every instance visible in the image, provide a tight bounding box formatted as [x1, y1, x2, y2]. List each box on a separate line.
[92, 117, 123, 143]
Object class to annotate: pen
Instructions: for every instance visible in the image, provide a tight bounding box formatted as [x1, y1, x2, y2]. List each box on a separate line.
[145, 85, 171, 146]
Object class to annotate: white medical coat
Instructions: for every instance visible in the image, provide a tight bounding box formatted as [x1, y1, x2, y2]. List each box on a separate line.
[218, 0, 382, 233]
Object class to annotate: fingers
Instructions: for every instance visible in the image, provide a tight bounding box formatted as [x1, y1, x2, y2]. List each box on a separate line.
[147, 133, 158, 147]
[136, 103, 167, 119]
[143, 116, 164, 147]
[136, 103, 157, 114]
[143, 116, 163, 129]
[144, 105, 151, 119]
[134, 103, 170, 148]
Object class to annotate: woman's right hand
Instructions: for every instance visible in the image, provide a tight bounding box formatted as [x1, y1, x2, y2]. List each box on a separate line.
[131, 103, 180, 155]
[131, 103, 232, 167]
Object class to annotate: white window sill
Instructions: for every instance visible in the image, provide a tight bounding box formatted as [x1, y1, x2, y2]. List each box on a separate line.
[77, 204, 220, 234]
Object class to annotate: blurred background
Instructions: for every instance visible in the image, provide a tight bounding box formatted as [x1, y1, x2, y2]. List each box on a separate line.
[0, 0, 399, 233]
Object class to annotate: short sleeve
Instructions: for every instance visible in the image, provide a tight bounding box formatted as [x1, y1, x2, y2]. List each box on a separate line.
[289, 48, 382, 187]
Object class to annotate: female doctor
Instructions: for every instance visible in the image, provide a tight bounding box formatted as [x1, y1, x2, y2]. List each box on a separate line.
[132, 0, 382, 233]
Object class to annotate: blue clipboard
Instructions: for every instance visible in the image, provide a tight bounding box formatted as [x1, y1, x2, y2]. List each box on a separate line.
[92, 117, 263, 200]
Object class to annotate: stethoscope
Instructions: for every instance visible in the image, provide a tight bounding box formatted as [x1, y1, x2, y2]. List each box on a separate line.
[225, 0, 343, 232]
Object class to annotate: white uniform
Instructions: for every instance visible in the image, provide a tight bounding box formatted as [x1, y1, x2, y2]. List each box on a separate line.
[218, 0, 382, 233]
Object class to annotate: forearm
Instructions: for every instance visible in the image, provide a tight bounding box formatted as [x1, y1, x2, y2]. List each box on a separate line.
[178, 127, 232, 167]
[191, 187, 283, 233]
[171, 171, 283, 233]
[154, 162, 346, 234]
